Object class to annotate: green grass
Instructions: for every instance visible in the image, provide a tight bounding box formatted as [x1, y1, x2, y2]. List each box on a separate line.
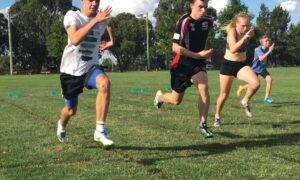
[0, 67, 299, 179]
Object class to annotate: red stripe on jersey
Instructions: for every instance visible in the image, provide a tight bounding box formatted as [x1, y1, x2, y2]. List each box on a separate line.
[183, 19, 189, 36]
[180, 18, 190, 46]
[171, 53, 181, 68]
[172, 17, 190, 68]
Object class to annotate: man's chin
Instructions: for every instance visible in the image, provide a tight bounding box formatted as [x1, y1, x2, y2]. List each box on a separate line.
[90, 12, 97, 17]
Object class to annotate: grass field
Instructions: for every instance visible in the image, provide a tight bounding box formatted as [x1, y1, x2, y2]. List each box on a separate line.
[0, 68, 299, 179]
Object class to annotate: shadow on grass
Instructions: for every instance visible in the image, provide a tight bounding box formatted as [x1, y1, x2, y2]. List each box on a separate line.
[213, 131, 244, 138]
[231, 101, 300, 110]
[224, 119, 300, 126]
[269, 101, 300, 108]
[271, 120, 300, 128]
[114, 132, 300, 165]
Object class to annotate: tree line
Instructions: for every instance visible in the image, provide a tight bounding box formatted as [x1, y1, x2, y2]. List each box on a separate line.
[0, 0, 299, 74]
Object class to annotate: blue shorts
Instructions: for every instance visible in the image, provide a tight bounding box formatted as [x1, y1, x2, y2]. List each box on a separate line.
[65, 97, 78, 108]
[85, 68, 105, 89]
[63, 65, 105, 108]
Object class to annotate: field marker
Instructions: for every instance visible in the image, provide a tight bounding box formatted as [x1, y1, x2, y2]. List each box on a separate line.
[130, 87, 137, 93]
[50, 89, 57, 96]
[165, 85, 171, 91]
[7, 91, 14, 97]
[16, 91, 23, 98]
[140, 87, 147, 93]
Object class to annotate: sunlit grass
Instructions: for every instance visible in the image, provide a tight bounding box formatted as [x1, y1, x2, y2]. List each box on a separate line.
[0, 68, 299, 179]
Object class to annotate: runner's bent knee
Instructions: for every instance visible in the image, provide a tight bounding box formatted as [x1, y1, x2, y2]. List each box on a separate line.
[96, 76, 110, 93]
[249, 79, 260, 90]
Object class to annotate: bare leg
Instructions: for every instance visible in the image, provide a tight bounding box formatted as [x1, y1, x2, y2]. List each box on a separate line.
[60, 106, 77, 127]
[159, 90, 184, 105]
[191, 72, 209, 125]
[241, 85, 248, 91]
[237, 66, 260, 104]
[95, 74, 110, 123]
[264, 75, 272, 98]
[57, 105, 77, 142]
[215, 75, 234, 118]
[92, 74, 114, 146]
[237, 84, 248, 97]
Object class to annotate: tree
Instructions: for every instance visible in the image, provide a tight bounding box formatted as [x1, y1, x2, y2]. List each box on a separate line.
[0, 13, 8, 55]
[9, 0, 72, 72]
[46, 1, 79, 69]
[0, 56, 10, 74]
[269, 6, 291, 67]
[287, 23, 300, 65]
[255, 3, 270, 37]
[112, 13, 154, 71]
[154, 0, 188, 69]
[46, 17, 67, 67]
[217, 0, 251, 38]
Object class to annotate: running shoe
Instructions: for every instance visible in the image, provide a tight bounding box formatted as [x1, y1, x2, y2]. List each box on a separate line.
[94, 129, 114, 147]
[240, 101, 252, 117]
[199, 124, 214, 138]
[264, 97, 273, 104]
[236, 85, 244, 97]
[214, 117, 221, 127]
[154, 90, 163, 109]
[57, 120, 67, 143]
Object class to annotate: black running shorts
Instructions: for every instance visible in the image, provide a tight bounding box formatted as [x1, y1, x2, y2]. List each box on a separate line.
[256, 69, 270, 78]
[220, 59, 247, 77]
[60, 65, 107, 98]
[170, 67, 206, 93]
[60, 73, 85, 99]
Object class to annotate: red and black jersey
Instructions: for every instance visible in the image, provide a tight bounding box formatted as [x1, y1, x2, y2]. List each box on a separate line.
[172, 14, 213, 72]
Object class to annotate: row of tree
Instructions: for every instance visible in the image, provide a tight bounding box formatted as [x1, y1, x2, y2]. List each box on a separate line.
[0, 0, 299, 73]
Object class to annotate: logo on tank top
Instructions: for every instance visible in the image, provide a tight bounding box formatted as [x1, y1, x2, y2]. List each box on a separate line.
[190, 23, 196, 31]
[202, 21, 209, 31]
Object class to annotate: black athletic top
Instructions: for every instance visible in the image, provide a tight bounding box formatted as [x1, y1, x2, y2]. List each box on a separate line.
[172, 14, 213, 73]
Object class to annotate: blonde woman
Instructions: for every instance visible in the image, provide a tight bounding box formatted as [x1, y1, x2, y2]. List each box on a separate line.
[214, 12, 260, 127]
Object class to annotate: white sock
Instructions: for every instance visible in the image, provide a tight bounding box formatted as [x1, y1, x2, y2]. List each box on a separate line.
[58, 120, 65, 130]
[96, 122, 105, 132]
[241, 99, 247, 105]
[157, 95, 161, 102]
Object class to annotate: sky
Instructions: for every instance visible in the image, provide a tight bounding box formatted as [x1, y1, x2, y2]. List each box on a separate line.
[0, 0, 300, 25]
